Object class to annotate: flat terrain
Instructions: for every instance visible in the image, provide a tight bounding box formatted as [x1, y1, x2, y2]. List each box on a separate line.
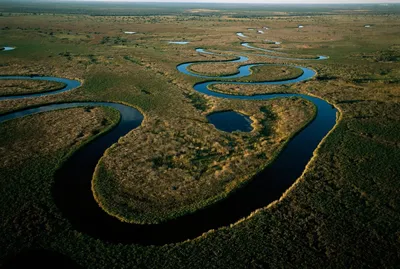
[94, 97, 314, 224]
[0, 2, 400, 269]
[0, 80, 65, 96]
[189, 63, 303, 80]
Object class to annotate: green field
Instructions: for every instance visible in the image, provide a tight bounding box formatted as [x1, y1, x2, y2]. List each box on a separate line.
[0, 2, 400, 268]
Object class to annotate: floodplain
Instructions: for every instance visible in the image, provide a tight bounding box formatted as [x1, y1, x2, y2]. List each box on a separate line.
[0, 1, 400, 268]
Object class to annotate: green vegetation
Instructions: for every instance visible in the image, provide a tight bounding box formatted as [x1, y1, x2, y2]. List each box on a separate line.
[123, 55, 143, 66]
[0, 1, 398, 16]
[188, 62, 240, 77]
[238, 65, 304, 82]
[93, 98, 315, 224]
[187, 63, 303, 81]
[184, 91, 209, 111]
[0, 79, 65, 96]
[0, 4, 400, 269]
[209, 82, 292, 96]
[241, 43, 321, 60]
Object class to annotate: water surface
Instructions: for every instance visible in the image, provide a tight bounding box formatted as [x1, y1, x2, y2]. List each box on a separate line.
[1, 47, 15, 51]
[207, 111, 253, 132]
[168, 41, 190, 44]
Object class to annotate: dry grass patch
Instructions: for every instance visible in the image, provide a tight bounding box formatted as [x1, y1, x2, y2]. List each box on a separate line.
[188, 63, 303, 80]
[0, 106, 119, 169]
[0, 79, 65, 96]
[93, 97, 315, 224]
[238, 65, 304, 82]
[209, 83, 292, 96]
[189, 62, 240, 76]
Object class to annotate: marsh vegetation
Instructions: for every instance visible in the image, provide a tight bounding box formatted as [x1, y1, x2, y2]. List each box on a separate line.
[94, 98, 315, 224]
[0, 79, 65, 96]
[0, 2, 400, 269]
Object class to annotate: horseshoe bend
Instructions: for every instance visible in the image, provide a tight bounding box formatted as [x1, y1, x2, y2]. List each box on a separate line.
[1, 2, 399, 269]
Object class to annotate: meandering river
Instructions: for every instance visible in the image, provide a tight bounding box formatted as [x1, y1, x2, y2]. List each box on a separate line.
[0, 40, 337, 245]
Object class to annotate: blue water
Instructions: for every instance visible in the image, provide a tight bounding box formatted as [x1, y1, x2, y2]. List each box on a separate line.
[168, 41, 190, 44]
[207, 111, 253, 132]
[0, 101, 142, 124]
[183, 63, 312, 82]
[176, 52, 249, 79]
[1, 46, 15, 51]
[178, 48, 312, 80]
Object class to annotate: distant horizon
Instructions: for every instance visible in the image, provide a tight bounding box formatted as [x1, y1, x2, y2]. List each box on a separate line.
[12, 0, 400, 4]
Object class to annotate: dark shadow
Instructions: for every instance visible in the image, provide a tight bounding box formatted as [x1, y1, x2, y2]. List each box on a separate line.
[2, 249, 84, 269]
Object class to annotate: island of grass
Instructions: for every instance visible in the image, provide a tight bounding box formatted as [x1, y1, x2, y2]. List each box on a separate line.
[188, 62, 241, 77]
[188, 63, 303, 81]
[209, 83, 294, 96]
[92, 98, 316, 224]
[0, 106, 120, 168]
[0, 79, 66, 96]
[237, 65, 304, 82]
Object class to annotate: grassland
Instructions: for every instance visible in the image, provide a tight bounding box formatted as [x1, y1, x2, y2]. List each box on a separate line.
[188, 63, 303, 80]
[189, 62, 241, 76]
[0, 79, 65, 96]
[0, 106, 120, 169]
[238, 65, 304, 82]
[0, 4, 400, 269]
[93, 97, 315, 224]
[209, 83, 292, 96]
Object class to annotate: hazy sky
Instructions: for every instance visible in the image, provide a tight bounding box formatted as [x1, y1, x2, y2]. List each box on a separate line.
[59, 0, 400, 3]
[67, 0, 400, 4]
